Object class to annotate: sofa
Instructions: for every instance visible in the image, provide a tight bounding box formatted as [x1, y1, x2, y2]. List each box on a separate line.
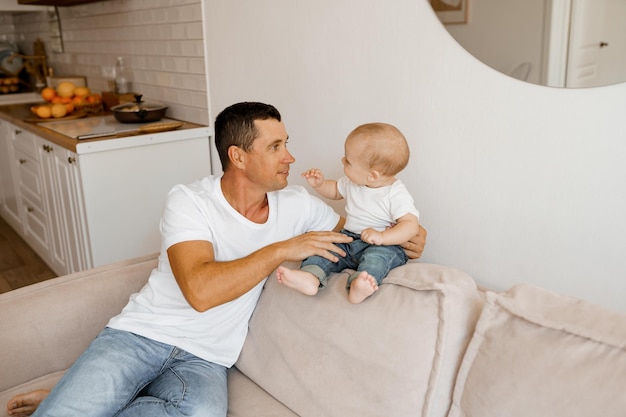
[2, 253, 625, 417]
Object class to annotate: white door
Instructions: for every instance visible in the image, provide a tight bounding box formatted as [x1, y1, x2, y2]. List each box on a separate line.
[566, 0, 626, 87]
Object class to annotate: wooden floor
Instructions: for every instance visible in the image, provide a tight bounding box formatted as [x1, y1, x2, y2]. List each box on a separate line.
[0, 215, 57, 294]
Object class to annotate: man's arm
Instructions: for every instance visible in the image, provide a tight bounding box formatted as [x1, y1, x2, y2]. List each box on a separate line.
[168, 229, 352, 312]
[401, 224, 427, 259]
[332, 216, 346, 232]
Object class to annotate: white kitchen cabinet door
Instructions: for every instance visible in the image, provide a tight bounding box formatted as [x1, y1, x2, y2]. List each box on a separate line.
[38, 137, 92, 275]
[38, 139, 69, 275]
[51, 145, 92, 273]
[0, 120, 23, 231]
[37, 138, 70, 275]
[14, 130, 52, 263]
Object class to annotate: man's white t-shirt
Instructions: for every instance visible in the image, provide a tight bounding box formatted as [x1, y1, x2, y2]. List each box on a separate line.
[107, 175, 339, 367]
[337, 176, 419, 234]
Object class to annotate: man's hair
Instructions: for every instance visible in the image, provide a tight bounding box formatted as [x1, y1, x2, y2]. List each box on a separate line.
[347, 123, 410, 176]
[214, 102, 282, 170]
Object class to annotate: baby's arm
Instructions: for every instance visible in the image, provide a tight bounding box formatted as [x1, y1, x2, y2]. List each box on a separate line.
[361, 213, 420, 246]
[302, 168, 343, 200]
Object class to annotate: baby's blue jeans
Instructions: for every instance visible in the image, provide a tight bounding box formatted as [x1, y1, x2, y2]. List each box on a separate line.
[301, 229, 408, 289]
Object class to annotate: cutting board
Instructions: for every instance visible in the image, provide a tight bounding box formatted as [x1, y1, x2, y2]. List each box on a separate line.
[39, 115, 181, 139]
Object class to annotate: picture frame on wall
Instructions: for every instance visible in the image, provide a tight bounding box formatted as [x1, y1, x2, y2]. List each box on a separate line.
[429, 0, 469, 24]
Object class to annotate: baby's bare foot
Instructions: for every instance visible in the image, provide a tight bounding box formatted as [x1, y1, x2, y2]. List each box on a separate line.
[348, 271, 379, 304]
[276, 266, 320, 296]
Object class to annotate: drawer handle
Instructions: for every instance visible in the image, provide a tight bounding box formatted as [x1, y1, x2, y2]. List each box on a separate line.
[27, 207, 34, 213]
[14, 129, 22, 135]
[68, 157, 76, 164]
[19, 158, 27, 164]
[43, 144, 53, 153]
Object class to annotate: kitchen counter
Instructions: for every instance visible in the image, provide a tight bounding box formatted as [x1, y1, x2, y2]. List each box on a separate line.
[0, 103, 212, 154]
[1, 100, 212, 275]
[0, 92, 43, 106]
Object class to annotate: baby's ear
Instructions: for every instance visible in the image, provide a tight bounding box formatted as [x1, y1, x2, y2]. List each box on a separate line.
[368, 169, 381, 182]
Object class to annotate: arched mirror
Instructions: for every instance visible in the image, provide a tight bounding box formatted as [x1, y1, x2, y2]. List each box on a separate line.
[429, 0, 626, 88]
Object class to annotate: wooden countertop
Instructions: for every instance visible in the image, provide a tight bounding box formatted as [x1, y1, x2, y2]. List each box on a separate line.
[0, 103, 209, 154]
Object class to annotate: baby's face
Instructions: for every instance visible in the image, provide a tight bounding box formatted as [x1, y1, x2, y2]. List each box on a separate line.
[342, 139, 371, 185]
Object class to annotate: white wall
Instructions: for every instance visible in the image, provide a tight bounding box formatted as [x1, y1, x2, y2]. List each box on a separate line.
[203, 0, 626, 313]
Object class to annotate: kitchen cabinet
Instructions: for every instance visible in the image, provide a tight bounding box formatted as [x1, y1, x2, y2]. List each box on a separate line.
[38, 136, 89, 274]
[0, 120, 23, 232]
[17, 0, 103, 6]
[0, 0, 46, 11]
[0, 116, 211, 275]
[0, 125, 81, 276]
[13, 129, 53, 264]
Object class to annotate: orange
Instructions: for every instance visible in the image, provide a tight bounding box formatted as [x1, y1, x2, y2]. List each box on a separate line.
[36, 105, 52, 119]
[65, 102, 75, 113]
[60, 96, 72, 104]
[72, 96, 85, 105]
[41, 87, 56, 102]
[56, 81, 76, 98]
[51, 103, 68, 118]
[74, 86, 91, 97]
[51, 96, 63, 104]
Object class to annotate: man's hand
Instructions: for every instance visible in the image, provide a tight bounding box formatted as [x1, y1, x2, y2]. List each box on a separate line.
[278, 230, 353, 263]
[168, 230, 353, 312]
[400, 224, 427, 259]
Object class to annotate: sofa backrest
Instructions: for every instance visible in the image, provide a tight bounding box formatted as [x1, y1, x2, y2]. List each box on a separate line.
[448, 284, 626, 417]
[0, 254, 157, 392]
[236, 261, 484, 417]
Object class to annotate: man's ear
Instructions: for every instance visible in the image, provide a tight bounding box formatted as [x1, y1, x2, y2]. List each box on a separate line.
[228, 146, 245, 169]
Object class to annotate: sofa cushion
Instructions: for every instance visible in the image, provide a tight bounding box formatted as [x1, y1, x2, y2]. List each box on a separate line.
[236, 261, 483, 417]
[0, 254, 156, 394]
[227, 367, 298, 417]
[448, 284, 626, 417]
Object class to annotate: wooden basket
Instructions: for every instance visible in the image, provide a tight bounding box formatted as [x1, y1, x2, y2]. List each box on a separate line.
[75, 102, 104, 115]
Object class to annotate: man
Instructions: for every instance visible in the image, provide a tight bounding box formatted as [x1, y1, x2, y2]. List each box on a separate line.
[8, 102, 426, 417]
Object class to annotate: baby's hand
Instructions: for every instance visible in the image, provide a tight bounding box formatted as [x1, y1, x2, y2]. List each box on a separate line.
[302, 168, 325, 188]
[361, 228, 384, 245]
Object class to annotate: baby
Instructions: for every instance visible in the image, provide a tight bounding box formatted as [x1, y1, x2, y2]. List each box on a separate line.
[276, 122, 420, 303]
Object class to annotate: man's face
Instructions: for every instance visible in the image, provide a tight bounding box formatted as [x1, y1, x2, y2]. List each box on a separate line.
[243, 118, 295, 192]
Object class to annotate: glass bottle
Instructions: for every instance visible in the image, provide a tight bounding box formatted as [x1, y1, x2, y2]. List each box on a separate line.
[114, 56, 132, 94]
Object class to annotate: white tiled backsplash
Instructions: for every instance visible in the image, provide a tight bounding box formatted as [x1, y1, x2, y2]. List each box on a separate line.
[7, 0, 208, 125]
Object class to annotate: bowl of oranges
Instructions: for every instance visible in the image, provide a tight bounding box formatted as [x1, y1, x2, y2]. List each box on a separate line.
[29, 81, 103, 121]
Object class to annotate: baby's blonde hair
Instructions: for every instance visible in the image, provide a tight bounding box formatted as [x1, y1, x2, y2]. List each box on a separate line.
[346, 123, 410, 176]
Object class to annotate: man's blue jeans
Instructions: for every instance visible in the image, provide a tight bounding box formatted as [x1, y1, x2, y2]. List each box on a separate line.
[32, 327, 227, 417]
[301, 229, 408, 289]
